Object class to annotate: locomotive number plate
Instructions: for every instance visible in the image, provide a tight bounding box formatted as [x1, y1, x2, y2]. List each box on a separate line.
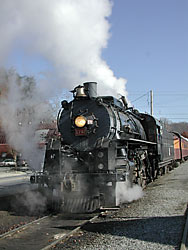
[75, 128, 87, 136]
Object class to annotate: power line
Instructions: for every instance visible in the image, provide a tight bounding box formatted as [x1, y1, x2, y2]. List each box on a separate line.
[156, 118, 188, 120]
[129, 90, 187, 122]
[131, 92, 149, 103]
[156, 114, 188, 115]
[129, 92, 188, 94]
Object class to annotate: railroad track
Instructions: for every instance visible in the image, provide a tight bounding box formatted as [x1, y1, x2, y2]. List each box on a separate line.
[0, 215, 49, 240]
[0, 210, 109, 250]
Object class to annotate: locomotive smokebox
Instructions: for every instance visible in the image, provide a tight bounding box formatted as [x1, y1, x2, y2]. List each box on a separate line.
[84, 82, 97, 98]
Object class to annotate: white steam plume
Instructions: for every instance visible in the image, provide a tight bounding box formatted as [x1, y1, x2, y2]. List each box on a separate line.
[0, 69, 52, 170]
[0, 0, 127, 97]
[116, 182, 144, 205]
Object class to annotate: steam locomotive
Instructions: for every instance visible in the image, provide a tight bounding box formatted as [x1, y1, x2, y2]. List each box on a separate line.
[31, 82, 175, 212]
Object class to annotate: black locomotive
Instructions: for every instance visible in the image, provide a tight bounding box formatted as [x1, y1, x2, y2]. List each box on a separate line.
[31, 82, 174, 212]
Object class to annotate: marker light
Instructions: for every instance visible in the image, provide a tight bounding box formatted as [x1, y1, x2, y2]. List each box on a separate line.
[75, 116, 87, 128]
[98, 163, 104, 169]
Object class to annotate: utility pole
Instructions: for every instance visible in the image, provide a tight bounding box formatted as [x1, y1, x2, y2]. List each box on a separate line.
[150, 90, 153, 116]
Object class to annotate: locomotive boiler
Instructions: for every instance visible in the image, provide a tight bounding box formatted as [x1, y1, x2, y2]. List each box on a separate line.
[31, 82, 175, 213]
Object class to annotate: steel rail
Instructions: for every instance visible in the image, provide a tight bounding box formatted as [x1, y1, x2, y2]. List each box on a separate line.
[41, 214, 101, 250]
[0, 215, 49, 239]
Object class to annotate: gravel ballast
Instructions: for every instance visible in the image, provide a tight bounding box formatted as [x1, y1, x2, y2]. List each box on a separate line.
[55, 162, 188, 250]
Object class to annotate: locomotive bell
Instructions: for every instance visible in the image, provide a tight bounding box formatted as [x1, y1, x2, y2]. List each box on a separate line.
[75, 86, 87, 97]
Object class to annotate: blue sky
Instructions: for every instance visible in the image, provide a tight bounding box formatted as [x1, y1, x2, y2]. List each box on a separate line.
[103, 0, 188, 122]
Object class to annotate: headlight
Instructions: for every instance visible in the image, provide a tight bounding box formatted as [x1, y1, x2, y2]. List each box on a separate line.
[75, 116, 87, 128]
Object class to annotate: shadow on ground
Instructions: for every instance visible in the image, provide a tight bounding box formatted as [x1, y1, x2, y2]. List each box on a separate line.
[79, 215, 185, 249]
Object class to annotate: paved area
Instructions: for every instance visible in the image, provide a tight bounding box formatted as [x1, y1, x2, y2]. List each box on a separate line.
[0, 168, 36, 197]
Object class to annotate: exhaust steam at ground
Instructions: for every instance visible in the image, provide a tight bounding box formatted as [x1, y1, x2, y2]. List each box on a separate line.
[116, 181, 144, 205]
[11, 191, 48, 215]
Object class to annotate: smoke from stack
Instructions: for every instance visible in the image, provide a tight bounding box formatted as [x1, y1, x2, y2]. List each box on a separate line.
[0, 0, 127, 97]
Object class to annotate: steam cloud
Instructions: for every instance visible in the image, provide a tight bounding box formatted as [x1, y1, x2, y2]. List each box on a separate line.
[0, 0, 127, 96]
[116, 182, 144, 205]
[0, 1, 128, 169]
[11, 191, 47, 215]
[0, 69, 52, 169]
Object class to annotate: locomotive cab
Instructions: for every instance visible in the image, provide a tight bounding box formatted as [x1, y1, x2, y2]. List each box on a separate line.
[140, 114, 174, 174]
